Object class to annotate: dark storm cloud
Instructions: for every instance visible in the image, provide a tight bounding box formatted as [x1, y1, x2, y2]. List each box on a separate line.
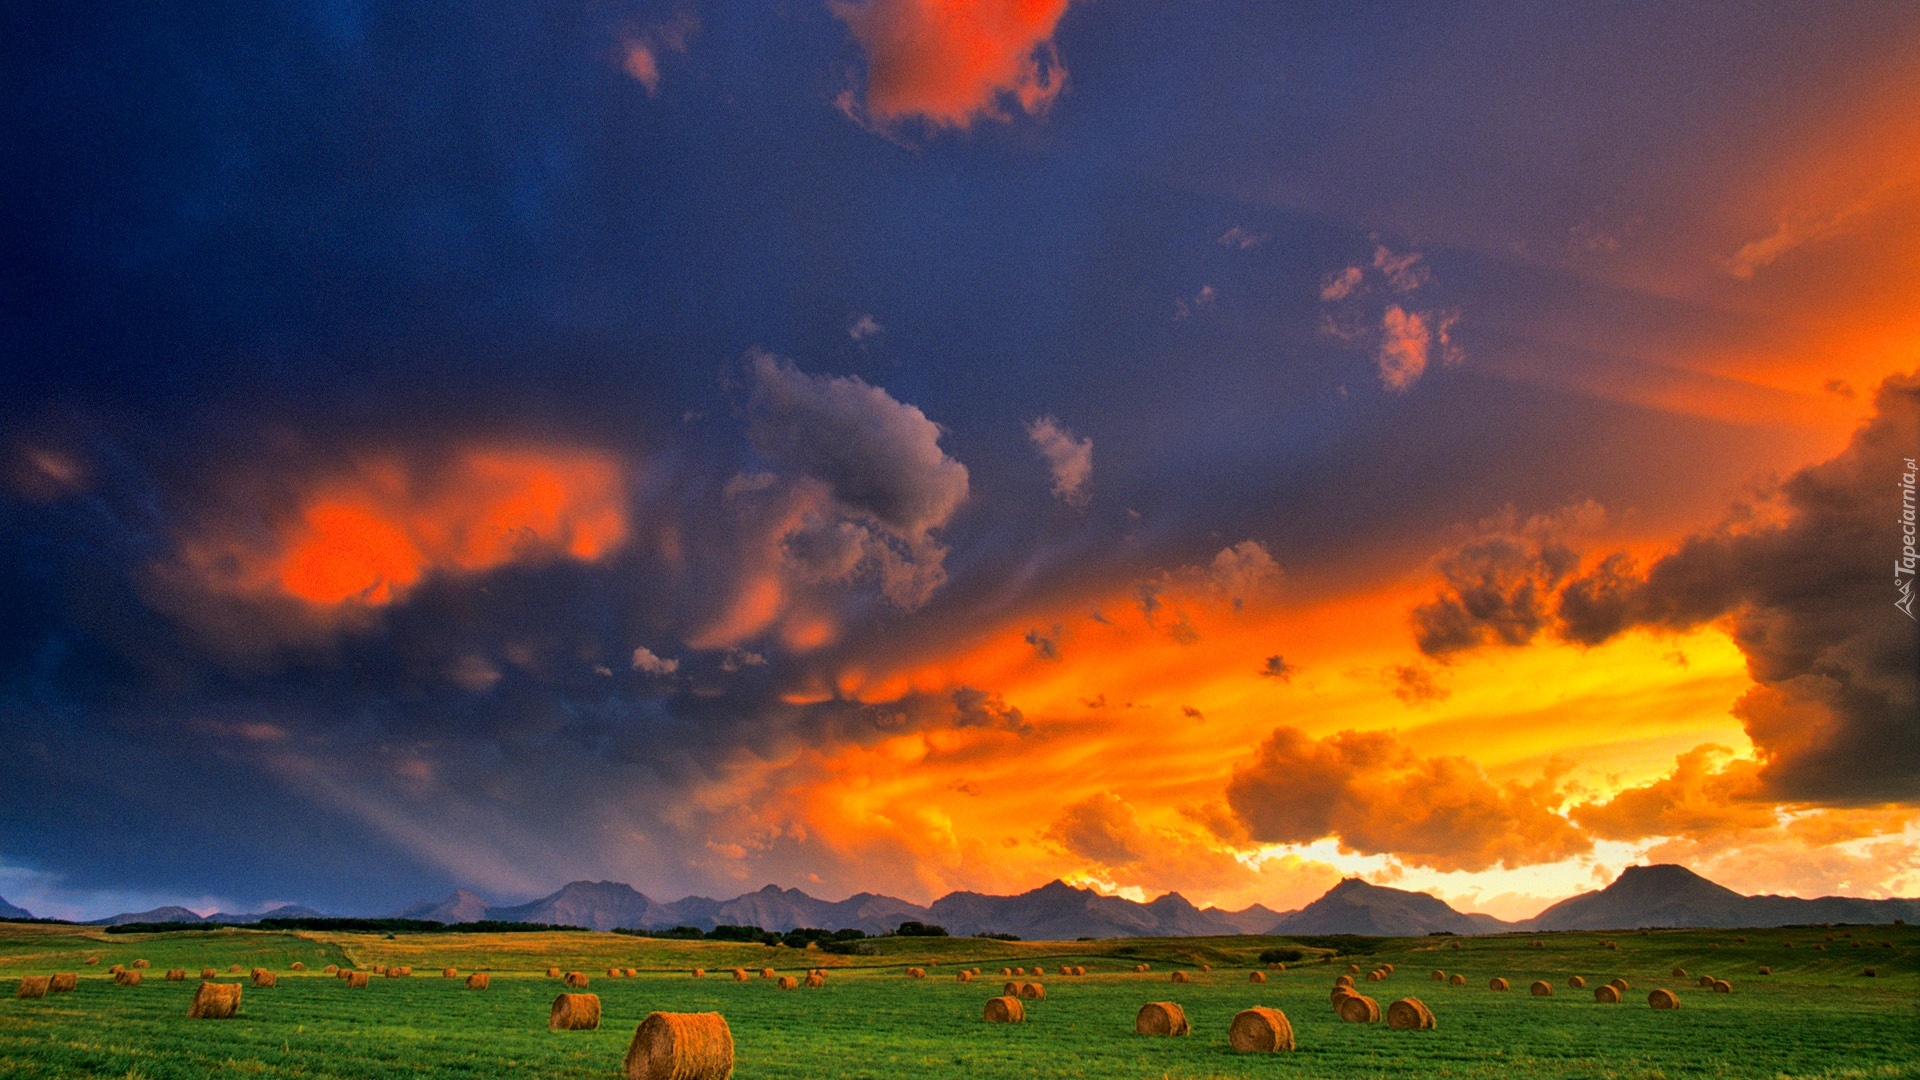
[1406, 373, 1920, 803]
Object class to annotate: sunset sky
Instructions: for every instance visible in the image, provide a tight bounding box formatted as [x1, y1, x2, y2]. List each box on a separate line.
[3, 0, 1917, 923]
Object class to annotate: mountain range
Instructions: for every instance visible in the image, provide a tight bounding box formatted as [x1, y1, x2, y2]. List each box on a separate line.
[7, 865, 1916, 937]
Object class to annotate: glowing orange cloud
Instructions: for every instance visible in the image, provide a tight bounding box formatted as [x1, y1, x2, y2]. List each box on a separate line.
[208, 447, 626, 609]
[831, 0, 1074, 128]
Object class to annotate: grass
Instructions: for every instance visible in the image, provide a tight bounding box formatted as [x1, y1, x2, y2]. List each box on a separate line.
[2, 922, 1915, 1078]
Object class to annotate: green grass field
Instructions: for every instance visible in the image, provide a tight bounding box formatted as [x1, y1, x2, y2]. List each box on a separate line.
[2, 922, 1914, 1079]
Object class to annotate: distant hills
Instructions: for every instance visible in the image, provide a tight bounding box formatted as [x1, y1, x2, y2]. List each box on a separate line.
[10, 864, 1916, 937]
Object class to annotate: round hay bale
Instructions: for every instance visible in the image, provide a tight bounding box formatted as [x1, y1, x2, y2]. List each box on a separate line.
[1712, 979, 1731, 993]
[290, 962, 305, 971]
[624, 1011, 733, 1080]
[1072, 966, 1085, 976]
[250, 969, 277, 989]
[1250, 970, 1267, 983]
[907, 967, 926, 979]
[1133, 963, 1150, 973]
[1334, 974, 1354, 987]
[1594, 984, 1620, 1003]
[1697, 975, 1713, 987]
[336, 968, 353, 980]
[322, 964, 339, 975]
[1648, 988, 1680, 1010]
[1331, 985, 1357, 1006]
[345, 972, 370, 988]
[1013, 966, 1026, 976]
[956, 971, 974, 983]
[777, 976, 798, 990]
[1448, 974, 1466, 986]
[165, 969, 186, 982]
[1432, 970, 1446, 982]
[1229, 1006, 1295, 1051]
[443, 967, 459, 978]
[1171, 970, 1191, 984]
[984, 996, 1024, 1023]
[400, 967, 412, 976]
[1736, 936, 1747, 943]
[188, 981, 241, 1019]
[1530, 980, 1552, 997]
[1135, 1001, 1191, 1036]
[804, 973, 824, 988]
[547, 967, 562, 978]
[15, 977, 49, 999]
[108, 965, 124, 974]
[1337, 994, 1381, 1024]
[691, 968, 705, 978]
[132, 959, 150, 969]
[759, 968, 775, 980]
[1783, 941, 1794, 948]
[732, 969, 749, 982]
[1003, 981, 1021, 996]
[1001, 967, 1013, 976]
[1608, 978, 1630, 992]
[1569, 976, 1586, 988]
[49, 974, 77, 993]
[1347, 963, 1361, 974]
[608, 968, 623, 978]
[627, 968, 638, 978]
[1489, 977, 1509, 991]
[1018, 982, 1046, 1000]
[1757, 966, 1771, 975]
[1449, 941, 1463, 950]
[1672, 967, 1687, 978]
[1386, 998, 1436, 1030]
[551, 993, 603, 1031]
[1534, 941, 1545, 948]
[385, 969, 403, 979]
[201, 969, 218, 980]
[1382, 964, 1395, 974]
[114, 970, 142, 986]
[86, 958, 99, 966]
[466, 973, 490, 990]
[564, 972, 590, 989]
[1200, 964, 1212, 973]
[374, 965, 387, 975]
[1863, 967, 1878, 977]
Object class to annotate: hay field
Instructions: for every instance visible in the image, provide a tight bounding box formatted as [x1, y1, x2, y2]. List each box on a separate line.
[2, 922, 1914, 1078]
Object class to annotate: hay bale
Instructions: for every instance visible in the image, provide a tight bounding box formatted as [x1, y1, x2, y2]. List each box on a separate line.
[1003, 981, 1021, 996]
[1449, 941, 1463, 949]
[956, 971, 974, 983]
[1002, 967, 1013, 976]
[759, 968, 775, 980]
[1863, 967, 1878, 977]
[1594, 984, 1620, 1003]
[1331, 986, 1357, 1006]
[1337, 994, 1381, 1023]
[226, 964, 242, 973]
[1334, 974, 1354, 987]
[1171, 971, 1191, 984]
[290, 962, 305, 971]
[1250, 970, 1267, 983]
[1200, 964, 1212, 973]
[1569, 976, 1585, 988]
[165, 969, 186, 982]
[1758, 965, 1772, 974]
[1018, 982, 1046, 1000]
[547, 967, 562, 978]
[1135, 1001, 1190, 1036]
[551, 993, 602, 1031]
[984, 996, 1024, 1023]
[323, 965, 339, 975]
[1383, 964, 1395, 974]
[608, 968, 623, 978]
[86, 958, 99, 966]
[1386, 998, 1436, 1031]
[733, 969, 748, 982]
[345, 972, 370, 988]
[692, 969, 705, 978]
[1712, 979, 1731, 993]
[15, 977, 49, 999]
[907, 967, 926, 979]
[1072, 966, 1085, 976]
[1648, 988, 1680, 1010]
[1347, 963, 1361, 974]
[1432, 970, 1446, 982]
[1488, 977, 1509, 991]
[805, 973, 825, 988]
[627, 968, 638, 978]
[467, 973, 490, 990]
[108, 965, 125, 974]
[1736, 936, 1747, 943]
[385, 969, 403, 979]
[1014, 966, 1026, 976]
[1133, 964, 1150, 973]
[336, 969, 353, 980]
[1608, 978, 1630, 992]
[201, 969, 218, 979]
[1229, 1006, 1295, 1051]
[623, 1011, 733, 1080]
[49, 974, 77, 993]
[188, 981, 242, 1019]
[1672, 967, 1687, 978]
[777, 976, 798, 990]
[252, 969, 277, 988]
[1697, 975, 1713, 987]
[132, 959, 150, 969]
[1448, 974, 1466, 986]
[446, 967, 460, 978]
[375, 965, 388, 975]
[564, 972, 590, 988]
[114, 970, 142, 986]
[1529, 980, 1552, 997]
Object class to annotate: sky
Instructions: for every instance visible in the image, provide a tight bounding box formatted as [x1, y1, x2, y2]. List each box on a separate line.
[2, 0, 1917, 923]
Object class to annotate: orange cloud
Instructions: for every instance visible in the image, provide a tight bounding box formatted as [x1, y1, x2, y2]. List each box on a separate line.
[193, 446, 626, 610]
[1225, 726, 1590, 873]
[1570, 744, 1775, 840]
[831, 0, 1074, 129]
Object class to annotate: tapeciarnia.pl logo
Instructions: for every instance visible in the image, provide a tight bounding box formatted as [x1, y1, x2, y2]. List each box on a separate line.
[1898, 456, 1917, 620]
